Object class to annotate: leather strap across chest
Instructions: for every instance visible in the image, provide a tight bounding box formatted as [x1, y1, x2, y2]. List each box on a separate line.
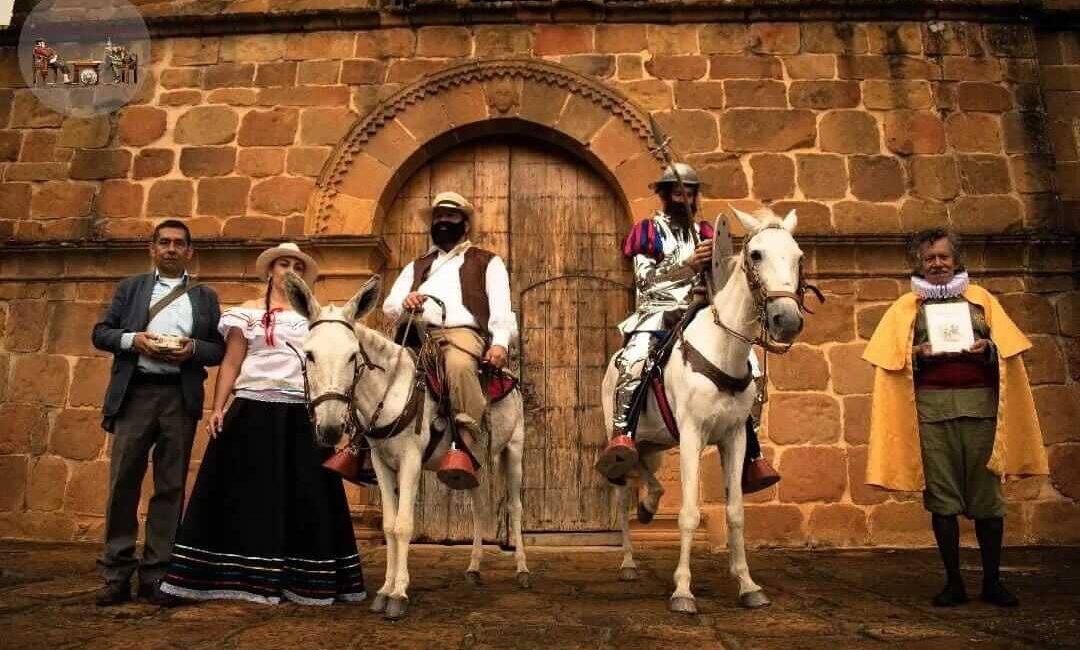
[680, 338, 753, 394]
[363, 350, 426, 441]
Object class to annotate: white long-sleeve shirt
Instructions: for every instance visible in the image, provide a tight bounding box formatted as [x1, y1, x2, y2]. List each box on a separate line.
[383, 242, 517, 349]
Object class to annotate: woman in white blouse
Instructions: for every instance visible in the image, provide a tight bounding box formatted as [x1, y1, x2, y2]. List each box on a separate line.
[161, 243, 365, 606]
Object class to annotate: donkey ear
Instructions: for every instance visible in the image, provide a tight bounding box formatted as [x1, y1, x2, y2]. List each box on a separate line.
[284, 271, 320, 322]
[732, 206, 761, 234]
[781, 208, 798, 233]
[342, 275, 382, 323]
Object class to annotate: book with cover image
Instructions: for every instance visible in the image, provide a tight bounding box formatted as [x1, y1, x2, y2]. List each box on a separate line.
[924, 302, 975, 354]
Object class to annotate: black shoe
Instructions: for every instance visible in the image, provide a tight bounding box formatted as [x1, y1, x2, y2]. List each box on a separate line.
[95, 581, 131, 607]
[980, 581, 1019, 607]
[932, 582, 969, 607]
[137, 580, 181, 607]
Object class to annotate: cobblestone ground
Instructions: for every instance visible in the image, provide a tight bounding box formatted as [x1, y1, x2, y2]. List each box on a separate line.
[0, 541, 1078, 650]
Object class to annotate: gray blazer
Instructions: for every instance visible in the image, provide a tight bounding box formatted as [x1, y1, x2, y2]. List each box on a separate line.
[92, 272, 226, 432]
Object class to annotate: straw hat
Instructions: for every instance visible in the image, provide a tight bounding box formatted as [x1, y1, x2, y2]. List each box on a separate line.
[255, 242, 319, 286]
[420, 191, 475, 219]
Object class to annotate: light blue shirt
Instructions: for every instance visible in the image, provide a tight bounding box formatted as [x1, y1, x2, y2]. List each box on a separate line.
[120, 271, 194, 375]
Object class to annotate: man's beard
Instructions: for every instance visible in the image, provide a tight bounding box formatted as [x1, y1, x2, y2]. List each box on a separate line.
[665, 201, 691, 220]
[432, 221, 467, 248]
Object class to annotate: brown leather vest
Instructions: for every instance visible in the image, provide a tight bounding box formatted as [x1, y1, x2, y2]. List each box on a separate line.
[410, 246, 496, 335]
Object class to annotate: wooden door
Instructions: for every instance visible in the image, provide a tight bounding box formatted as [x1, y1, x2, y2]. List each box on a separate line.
[377, 137, 631, 542]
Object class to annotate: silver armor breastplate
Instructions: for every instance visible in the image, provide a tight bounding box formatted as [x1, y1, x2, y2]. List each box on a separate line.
[619, 212, 702, 334]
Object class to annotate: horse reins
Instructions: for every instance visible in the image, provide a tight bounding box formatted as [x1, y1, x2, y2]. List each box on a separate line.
[699, 224, 823, 404]
[288, 317, 416, 450]
[710, 224, 822, 355]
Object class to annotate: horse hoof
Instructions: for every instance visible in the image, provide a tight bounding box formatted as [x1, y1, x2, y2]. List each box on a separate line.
[739, 590, 771, 609]
[384, 597, 409, 621]
[637, 502, 656, 525]
[516, 572, 532, 589]
[465, 570, 482, 587]
[369, 593, 388, 613]
[619, 567, 639, 582]
[669, 596, 698, 615]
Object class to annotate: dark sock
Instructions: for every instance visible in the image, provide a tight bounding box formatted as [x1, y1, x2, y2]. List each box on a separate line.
[744, 417, 761, 464]
[931, 514, 967, 606]
[975, 517, 1018, 606]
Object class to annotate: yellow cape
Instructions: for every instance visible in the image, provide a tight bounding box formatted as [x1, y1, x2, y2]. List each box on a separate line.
[862, 284, 1049, 492]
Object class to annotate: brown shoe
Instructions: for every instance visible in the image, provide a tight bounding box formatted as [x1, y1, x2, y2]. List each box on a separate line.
[137, 579, 181, 607]
[742, 457, 781, 494]
[595, 435, 638, 482]
[95, 580, 131, 607]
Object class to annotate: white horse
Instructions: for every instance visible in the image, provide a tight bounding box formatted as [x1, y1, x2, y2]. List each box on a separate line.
[284, 274, 529, 621]
[603, 207, 807, 614]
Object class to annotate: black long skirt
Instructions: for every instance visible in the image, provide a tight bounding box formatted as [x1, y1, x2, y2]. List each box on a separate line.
[161, 398, 365, 605]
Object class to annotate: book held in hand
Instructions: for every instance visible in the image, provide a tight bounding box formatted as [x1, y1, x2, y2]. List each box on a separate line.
[924, 302, 975, 354]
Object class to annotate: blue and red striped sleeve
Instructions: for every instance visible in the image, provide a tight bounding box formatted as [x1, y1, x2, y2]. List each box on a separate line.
[622, 219, 664, 261]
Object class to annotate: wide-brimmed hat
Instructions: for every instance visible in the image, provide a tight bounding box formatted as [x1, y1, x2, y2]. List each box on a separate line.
[420, 191, 475, 219]
[255, 242, 319, 286]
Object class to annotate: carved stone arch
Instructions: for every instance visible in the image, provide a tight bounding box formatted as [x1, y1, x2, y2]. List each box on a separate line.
[306, 58, 664, 236]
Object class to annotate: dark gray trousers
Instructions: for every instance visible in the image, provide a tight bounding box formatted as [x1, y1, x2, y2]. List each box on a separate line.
[97, 382, 196, 585]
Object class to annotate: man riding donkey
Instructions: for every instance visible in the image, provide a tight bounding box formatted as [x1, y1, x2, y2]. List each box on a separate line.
[595, 163, 780, 493]
[383, 191, 515, 490]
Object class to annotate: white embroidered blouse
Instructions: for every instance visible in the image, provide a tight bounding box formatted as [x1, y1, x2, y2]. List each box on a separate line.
[218, 307, 308, 403]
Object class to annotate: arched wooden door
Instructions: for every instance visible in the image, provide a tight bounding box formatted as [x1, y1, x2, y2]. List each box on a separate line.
[377, 136, 631, 542]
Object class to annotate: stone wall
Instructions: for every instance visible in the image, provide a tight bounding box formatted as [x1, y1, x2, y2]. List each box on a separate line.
[0, 8, 1077, 546]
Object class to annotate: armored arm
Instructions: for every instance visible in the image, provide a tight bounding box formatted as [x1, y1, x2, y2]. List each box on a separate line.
[633, 254, 696, 293]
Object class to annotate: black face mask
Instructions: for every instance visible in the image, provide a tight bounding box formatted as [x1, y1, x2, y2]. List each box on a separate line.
[432, 221, 467, 248]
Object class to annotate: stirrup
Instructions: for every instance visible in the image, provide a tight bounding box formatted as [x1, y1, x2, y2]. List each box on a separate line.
[742, 457, 780, 494]
[437, 449, 480, 490]
[595, 435, 638, 481]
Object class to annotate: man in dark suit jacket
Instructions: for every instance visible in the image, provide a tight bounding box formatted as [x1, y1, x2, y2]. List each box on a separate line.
[91, 219, 225, 606]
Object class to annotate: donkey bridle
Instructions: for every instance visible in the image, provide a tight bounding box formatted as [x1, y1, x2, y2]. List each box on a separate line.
[291, 319, 381, 445]
[291, 317, 424, 450]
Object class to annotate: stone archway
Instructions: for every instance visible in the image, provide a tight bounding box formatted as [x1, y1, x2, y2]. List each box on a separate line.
[306, 58, 664, 237]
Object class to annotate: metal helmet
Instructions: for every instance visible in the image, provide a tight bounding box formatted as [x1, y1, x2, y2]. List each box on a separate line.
[649, 162, 701, 191]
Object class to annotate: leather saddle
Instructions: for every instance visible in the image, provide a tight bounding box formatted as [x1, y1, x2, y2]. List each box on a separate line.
[396, 321, 519, 404]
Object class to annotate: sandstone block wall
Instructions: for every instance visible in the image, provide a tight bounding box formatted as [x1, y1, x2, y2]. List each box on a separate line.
[0, 9, 1076, 546]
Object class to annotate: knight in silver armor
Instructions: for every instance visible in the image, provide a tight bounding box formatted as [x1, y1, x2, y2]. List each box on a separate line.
[601, 163, 780, 492]
[611, 163, 711, 437]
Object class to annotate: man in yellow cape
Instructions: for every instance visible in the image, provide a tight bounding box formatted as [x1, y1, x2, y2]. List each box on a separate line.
[863, 229, 1047, 609]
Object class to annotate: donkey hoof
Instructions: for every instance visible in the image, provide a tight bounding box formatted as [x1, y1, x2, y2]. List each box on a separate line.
[516, 572, 532, 589]
[384, 597, 409, 621]
[465, 570, 482, 587]
[739, 590, 771, 609]
[369, 593, 389, 613]
[619, 567, 639, 582]
[669, 596, 698, 615]
[637, 502, 656, 525]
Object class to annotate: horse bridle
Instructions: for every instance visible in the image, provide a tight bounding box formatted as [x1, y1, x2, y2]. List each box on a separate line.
[711, 223, 823, 355]
[288, 318, 384, 448]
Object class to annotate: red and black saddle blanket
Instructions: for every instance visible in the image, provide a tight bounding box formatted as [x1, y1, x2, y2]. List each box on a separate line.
[423, 363, 519, 403]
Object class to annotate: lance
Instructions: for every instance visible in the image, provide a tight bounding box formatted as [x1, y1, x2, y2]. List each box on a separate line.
[648, 115, 712, 295]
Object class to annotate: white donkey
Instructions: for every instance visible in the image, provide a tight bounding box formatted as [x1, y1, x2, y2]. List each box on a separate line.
[603, 207, 809, 614]
[284, 274, 529, 621]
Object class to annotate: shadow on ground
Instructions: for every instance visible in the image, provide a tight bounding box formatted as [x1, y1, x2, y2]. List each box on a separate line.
[0, 542, 1078, 649]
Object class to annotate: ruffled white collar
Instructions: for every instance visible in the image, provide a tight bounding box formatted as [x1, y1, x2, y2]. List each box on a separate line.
[911, 270, 969, 300]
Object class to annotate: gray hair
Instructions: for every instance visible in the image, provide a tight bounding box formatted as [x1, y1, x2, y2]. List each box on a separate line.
[908, 228, 962, 275]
